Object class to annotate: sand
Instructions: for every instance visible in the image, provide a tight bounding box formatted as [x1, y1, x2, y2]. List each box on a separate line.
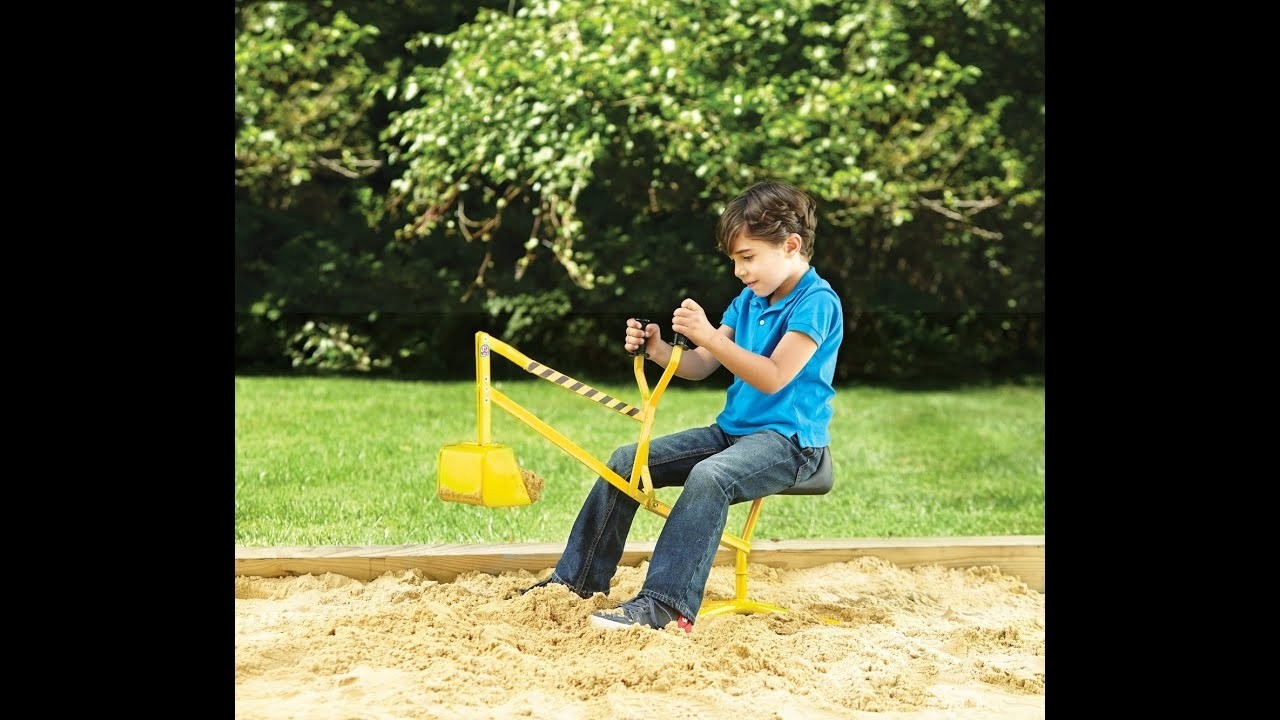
[235, 557, 1044, 719]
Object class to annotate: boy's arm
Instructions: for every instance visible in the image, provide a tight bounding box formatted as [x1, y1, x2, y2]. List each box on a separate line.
[672, 298, 819, 394]
[668, 326, 734, 381]
[702, 328, 817, 394]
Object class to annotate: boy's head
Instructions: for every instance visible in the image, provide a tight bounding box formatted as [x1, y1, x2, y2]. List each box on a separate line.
[715, 181, 818, 259]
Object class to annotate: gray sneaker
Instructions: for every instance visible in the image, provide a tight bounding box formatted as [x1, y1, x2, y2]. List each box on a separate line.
[589, 595, 693, 633]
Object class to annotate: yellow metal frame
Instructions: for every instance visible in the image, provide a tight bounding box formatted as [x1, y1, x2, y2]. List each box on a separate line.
[462, 330, 788, 615]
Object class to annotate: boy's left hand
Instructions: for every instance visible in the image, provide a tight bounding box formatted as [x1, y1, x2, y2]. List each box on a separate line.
[672, 298, 715, 348]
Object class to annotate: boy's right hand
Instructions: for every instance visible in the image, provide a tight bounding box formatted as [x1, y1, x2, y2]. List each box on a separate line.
[624, 318, 658, 355]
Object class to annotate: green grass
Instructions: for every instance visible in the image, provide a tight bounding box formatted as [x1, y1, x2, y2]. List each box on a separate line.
[235, 373, 1044, 546]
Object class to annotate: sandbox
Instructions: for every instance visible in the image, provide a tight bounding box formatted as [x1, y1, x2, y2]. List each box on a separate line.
[235, 536, 1044, 719]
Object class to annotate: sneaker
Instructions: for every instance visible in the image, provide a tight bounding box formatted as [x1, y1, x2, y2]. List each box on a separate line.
[589, 595, 694, 634]
[523, 575, 591, 599]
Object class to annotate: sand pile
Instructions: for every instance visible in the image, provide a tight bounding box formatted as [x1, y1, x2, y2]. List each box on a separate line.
[235, 557, 1044, 719]
[520, 467, 545, 502]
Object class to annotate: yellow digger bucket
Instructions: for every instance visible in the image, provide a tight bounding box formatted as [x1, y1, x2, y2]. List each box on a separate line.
[437, 442, 534, 507]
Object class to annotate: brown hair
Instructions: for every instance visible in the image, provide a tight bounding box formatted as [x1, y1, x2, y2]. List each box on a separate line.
[715, 181, 818, 258]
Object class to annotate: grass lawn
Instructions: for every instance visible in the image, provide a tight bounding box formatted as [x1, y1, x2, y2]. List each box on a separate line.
[235, 374, 1044, 546]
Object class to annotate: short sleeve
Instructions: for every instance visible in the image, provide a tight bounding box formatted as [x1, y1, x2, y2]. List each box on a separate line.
[787, 289, 841, 346]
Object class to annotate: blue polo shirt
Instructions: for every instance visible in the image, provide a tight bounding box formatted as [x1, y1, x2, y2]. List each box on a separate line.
[715, 266, 843, 448]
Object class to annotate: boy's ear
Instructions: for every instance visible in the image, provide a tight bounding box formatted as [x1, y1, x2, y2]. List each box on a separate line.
[786, 233, 802, 255]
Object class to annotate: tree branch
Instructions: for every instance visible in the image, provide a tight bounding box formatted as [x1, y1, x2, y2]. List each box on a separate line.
[916, 196, 1004, 240]
[314, 156, 382, 179]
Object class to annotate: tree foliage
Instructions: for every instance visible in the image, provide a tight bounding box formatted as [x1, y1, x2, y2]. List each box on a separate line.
[235, 0, 1044, 383]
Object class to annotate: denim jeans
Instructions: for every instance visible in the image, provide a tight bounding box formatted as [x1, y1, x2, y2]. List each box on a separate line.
[548, 423, 823, 619]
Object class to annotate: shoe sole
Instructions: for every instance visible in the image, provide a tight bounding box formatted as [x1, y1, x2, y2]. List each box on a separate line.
[589, 613, 641, 631]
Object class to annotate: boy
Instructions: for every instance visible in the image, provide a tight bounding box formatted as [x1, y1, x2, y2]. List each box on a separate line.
[526, 181, 844, 633]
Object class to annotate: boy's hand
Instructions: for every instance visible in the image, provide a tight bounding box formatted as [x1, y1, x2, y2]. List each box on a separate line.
[624, 318, 659, 355]
[672, 299, 715, 348]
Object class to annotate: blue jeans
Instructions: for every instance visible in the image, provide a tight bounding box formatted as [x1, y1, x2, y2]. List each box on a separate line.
[549, 424, 823, 619]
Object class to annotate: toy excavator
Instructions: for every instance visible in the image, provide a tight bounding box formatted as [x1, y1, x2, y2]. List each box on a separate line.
[437, 326, 833, 616]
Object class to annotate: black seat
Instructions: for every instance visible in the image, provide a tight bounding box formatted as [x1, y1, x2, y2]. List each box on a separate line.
[780, 446, 833, 496]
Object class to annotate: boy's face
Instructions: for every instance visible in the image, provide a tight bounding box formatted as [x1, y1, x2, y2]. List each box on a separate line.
[727, 233, 804, 299]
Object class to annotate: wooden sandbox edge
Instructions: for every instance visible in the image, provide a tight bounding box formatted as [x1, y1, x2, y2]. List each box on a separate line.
[235, 535, 1044, 593]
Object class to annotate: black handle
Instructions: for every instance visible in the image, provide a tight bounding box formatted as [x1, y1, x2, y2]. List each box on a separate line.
[630, 318, 651, 357]
[672, 333, 690, 349]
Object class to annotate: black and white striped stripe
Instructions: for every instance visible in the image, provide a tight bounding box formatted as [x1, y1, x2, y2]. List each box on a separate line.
[524, 361, 641, 418]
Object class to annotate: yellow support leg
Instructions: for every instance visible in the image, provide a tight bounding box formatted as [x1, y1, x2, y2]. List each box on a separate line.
[698, 497, 789, 617]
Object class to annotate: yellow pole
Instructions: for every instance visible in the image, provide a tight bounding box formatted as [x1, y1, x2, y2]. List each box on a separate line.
[735, 498, 766, 599]
[734, 547, 749, 600]
[633, 354, 650, 402]
[630, 345, 683, 491]
[476, 331, 492, 445]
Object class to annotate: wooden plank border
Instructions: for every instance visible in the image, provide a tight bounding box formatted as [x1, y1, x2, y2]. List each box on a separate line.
[236, 535, 1044, 592]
